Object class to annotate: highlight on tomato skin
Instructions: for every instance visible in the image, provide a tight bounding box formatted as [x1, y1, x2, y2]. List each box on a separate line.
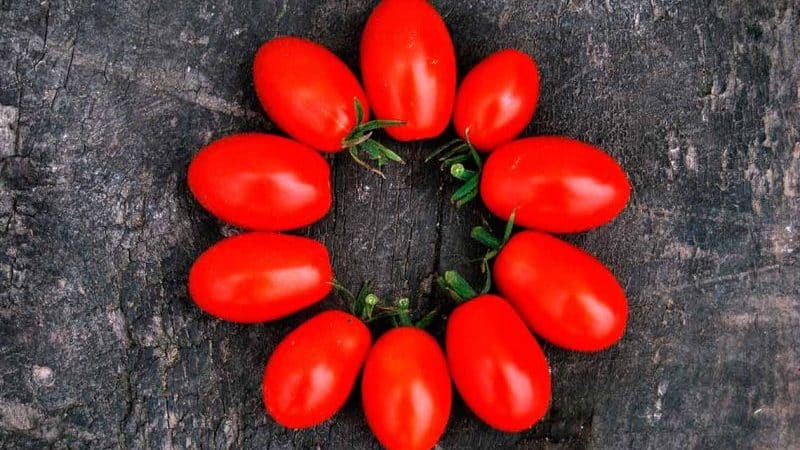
[187, 133, 332, 231]
[480, 136, 631, 233]
[453, 49, 540, 152]
[253, 36, 369, 152]
[263, 310, 372, 429]
[188, 232, 333, 323]
[361, 327, 452, 450]
[446, 294, 551, 432]
[493, 230, 629, 352]
[360, 0, 457, 142]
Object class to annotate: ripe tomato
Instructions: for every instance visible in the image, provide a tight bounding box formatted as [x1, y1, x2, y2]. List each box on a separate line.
[188, 232, 332, 323]
[361, 327, 451, 450]
[453, 49, 540, 152]
[253, 36, 368, 151]
[188, 133, 331, 231]
[446, 294, 551, 432]
[480, 136, 631, 233]
[263, 310, 371, 428]
[494, 231, 628, 351]
[360, 0, 456, 141]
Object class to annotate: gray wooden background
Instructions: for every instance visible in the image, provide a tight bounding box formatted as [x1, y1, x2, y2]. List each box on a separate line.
[1, 0, 798, 448]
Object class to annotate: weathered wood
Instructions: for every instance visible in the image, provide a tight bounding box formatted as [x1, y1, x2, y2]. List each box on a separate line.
[1, 0, 798, 448]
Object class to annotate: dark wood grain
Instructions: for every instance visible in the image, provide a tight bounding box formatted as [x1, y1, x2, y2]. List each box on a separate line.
[1, 0, 798, 448]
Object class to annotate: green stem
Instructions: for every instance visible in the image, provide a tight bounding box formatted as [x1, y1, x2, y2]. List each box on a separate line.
[362, 294, 378, 320]
[441, 271, 477, 303]
[355, 119, 405, 133]
[396, 298, 413, 327]
[414, 308, 439, 329]
[450, 163, 476, 181]
[471, 226, 502, 250]
[342, 98, 405, 176]
[451, 173, 479, 206]
[426, 138, 463, 162]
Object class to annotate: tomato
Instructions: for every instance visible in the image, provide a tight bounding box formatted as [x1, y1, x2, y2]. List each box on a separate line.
[188, 232, 333, 323]
[494, 231, 628, 351]
[480, 136, 631, 233]
[263, 310, 371, 428]
[361, 327, 451, 450]
[446, 294, 551, 432]
[188, 133, 331, 231]
[453, 49, 540, 152]
[253, 36, 368, 152]
[360, 0, 456, 141]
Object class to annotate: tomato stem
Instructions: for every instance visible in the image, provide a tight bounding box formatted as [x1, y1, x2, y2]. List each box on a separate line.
[395, 298, 413, 326]
[471, 226, 501, 250]
[450, 163, 476, 181]
[414, 308, 439, 329]
[427, 135, 483, 206]
[362, 293, 378, 320]
[436, 270, 477, 303]
[342, 98, 406, 177]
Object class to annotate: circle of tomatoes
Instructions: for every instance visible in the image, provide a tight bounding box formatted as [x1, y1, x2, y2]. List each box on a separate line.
[183, 0, 634, 447]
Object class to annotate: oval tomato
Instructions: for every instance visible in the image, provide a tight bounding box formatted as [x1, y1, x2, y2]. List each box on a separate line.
[263, 310, 371, 428]
[361, 327, 451, 450]
[360, 0, 456, 141]
[494, 231, 628, 351]
[453, 49, 540, 151]
[446, 294, 551, 432]
[188, 232, 333, 323]
[188, 133, 331, 231]
[480, 136, 631, 233]
[253, 36, 368, 151]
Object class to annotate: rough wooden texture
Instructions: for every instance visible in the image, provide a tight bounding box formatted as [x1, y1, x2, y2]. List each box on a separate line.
[1, 0, 798, 448]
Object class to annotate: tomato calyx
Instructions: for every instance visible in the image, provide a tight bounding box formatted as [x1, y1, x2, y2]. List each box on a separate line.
[385, 297, 439, 329]
[333, 280, 390, 323]
[425, 133, 483, 206]
[342, 98, 406, 178]
[437, 270, 479, 303]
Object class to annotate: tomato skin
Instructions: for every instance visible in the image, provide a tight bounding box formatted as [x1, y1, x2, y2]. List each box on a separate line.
[188, 232, 333, 323]
[360, 0, 456, 141]
[494, 231, 628, 352]
[361, 327, 451, 450]
[263, 310, 372, 429]
[480, 136, 631, 233]
[453, 49, 540, 152]
[253, 36, 368, 152]
[187, 133, 331, 231]
[446, 295, 551, 432]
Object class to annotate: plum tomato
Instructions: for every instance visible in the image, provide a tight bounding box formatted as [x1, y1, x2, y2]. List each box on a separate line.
[188, 232, 333, 323]
[446, 294, 551, 431]
[360, 0, 456, 141]
[361, 326, 451, 450]
[263, 310, 371, 428]
[453, 49, 540, 152]
[188, 133, 331, 231]
[480, 136, 631, 233]
[494, 231, 628, 351]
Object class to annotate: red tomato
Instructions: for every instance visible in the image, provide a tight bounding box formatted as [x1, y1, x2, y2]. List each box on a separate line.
[187, 133, 331, 231]
[253, 36, 368, 151]
[453, 49, 540, 151]
[480, 136, 631, 233]
[263, 310, 371, 428]
[361, 327, 451, 450]
[360, 0, 456, 141]
[188, 232, 332, 323]
[494, 231, 628, 351]
[446, 294, 551, 432]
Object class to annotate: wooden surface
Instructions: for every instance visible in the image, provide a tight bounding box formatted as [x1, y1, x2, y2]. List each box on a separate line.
[1, 0, 798, 448]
